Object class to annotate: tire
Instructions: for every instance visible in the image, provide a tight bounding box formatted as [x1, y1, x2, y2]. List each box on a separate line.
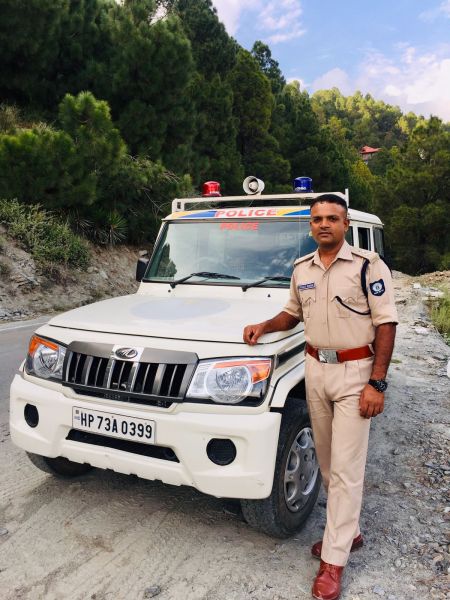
[26, 452, 93, 478]
[241, 400, 321, 538]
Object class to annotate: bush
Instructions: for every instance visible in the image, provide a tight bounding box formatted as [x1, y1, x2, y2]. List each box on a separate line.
[431, 290, 450, 344]
[0, 199, 90, 269]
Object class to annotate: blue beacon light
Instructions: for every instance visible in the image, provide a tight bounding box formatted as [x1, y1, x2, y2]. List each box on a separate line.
[293, 176, 313, 193]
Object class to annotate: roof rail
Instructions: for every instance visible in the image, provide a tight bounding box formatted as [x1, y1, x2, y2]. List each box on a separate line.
[172, 189, 349, 212]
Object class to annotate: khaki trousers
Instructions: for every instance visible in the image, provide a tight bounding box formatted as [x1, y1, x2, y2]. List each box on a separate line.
[305, 353, 373, 566]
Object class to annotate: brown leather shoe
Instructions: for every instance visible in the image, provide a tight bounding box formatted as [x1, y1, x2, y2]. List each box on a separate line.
[312, 560, 344, 600]
[311, 533, 363, 559]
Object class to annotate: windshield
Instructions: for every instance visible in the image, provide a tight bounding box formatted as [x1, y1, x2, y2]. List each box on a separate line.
[145, 219, 317, 286]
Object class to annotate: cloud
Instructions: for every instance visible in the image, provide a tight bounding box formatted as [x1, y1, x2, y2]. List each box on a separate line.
[310, 68, 353, 95]
[211, 0, 258, 36]
[310, 45, 450, 120]
[419, 0, 450, 22]
[211, 0, 305, 44]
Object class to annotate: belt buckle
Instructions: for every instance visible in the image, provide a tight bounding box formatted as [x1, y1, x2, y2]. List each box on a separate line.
[318, 349, 339, 364]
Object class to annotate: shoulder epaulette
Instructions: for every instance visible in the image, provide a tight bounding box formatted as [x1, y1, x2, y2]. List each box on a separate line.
[350, 247, 379, 264]
[293, 251, 315, 266]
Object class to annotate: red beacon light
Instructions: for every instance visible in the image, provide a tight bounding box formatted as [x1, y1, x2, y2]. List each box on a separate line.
[202, 181, 221, 197]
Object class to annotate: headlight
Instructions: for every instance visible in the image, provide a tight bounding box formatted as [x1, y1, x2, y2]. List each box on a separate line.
[25, 335, 66, 381]
[186, 357, 272, 405]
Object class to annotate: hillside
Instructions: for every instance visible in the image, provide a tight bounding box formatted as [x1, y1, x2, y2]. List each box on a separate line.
[0, 226, 139, 322]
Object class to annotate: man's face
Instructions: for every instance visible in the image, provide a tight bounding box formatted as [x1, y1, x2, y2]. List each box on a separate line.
[310, 201, 349, 248]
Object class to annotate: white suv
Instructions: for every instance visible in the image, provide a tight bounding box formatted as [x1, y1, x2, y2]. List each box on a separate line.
[10, 179, 385, 537]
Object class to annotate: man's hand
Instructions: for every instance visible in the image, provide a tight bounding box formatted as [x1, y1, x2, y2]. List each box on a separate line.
[243, 312, 299, 346]
[243, 322, 267, 345]
[359, 384, 384, 419]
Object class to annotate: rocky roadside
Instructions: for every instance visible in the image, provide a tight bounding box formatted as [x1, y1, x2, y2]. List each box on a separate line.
[0, 227, 141, 322]
[361, 273, 449, 600]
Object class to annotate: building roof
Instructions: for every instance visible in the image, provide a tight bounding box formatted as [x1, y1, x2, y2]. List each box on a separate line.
[360, 145, 381, 154]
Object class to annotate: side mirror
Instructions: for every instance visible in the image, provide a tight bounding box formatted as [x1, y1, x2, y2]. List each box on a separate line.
[136, 257, 149, 282]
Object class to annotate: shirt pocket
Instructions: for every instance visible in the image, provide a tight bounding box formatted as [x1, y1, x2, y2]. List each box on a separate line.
[299, 288, 316, 319]
[333, 286, 369, 318]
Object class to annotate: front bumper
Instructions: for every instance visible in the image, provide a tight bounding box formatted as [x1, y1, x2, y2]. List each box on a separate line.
[10, 374, 281, 499]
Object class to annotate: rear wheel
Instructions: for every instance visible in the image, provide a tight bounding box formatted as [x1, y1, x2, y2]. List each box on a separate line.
[241, 401, 321, 538]
[26, 452, 93, 478]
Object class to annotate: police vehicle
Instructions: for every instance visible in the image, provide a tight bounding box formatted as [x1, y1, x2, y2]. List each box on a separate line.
[10, 176, 385, 537]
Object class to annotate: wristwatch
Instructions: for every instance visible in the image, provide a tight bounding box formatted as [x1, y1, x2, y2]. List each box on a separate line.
[368, 379, 388, 393]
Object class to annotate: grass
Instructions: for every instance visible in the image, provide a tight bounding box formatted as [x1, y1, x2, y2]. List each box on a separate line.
[0, 199, 90, 270]
[429, 288, 450, 345]
[0, 258, 11, 276]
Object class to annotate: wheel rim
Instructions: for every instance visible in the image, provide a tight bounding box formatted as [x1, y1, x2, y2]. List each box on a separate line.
[284, 426, 319, 513]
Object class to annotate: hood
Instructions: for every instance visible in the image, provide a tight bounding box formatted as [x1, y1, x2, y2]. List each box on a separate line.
[48, 293, 300, 344]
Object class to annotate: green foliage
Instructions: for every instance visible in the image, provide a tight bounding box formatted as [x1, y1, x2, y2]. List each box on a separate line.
[228, 50, 289, 188]
[0, 124, 96, 209]
[0, 199, 89, 268]
[430, 289, 450, 343]
[59, 91, 126, 180]
[0, 0, 68, 108]
[0, 104, 22, 133]
[375, 118, 450, 273]
[95, 154, 193, 244]
[172, 0, 237, 76]
[311, 88, 406, 149]
[189, 73, 243, 193]
[252, 41, 286, 95]
[0, 0, 448, 274]
[272, 82, 351, 194]
[96, 0, 196, 169]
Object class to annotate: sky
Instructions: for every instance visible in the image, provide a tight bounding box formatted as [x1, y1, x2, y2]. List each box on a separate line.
[211, 0, 450, 121]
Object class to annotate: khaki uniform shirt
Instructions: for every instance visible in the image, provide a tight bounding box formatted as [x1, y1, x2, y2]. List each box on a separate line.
[284, 240, 398, 349]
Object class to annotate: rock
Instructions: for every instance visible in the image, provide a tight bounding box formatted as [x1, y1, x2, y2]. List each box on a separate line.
[394, 558, 402, 568]
[414, 326, 429, 335]
[373, 585, 385, 596]
[0, 527, 8, 536]
[413, 283, 422, 289]
[87, 266, 95, 274]
[144, 586, 161, 598]
[99, 269, 108, 280]
[447, 359, 450, 379]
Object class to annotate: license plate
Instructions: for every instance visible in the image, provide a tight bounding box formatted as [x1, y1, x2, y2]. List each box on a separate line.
[72, 407, 155, 444]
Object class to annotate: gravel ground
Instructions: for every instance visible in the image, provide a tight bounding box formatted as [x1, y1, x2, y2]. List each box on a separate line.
[0, 235, 449, 600]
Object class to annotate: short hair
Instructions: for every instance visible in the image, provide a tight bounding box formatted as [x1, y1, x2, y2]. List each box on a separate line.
[310, 194, 348, 214]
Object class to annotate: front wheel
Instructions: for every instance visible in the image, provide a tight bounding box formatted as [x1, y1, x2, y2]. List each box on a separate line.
[241, 401, 321, 538]
[26, 452, 93, 478]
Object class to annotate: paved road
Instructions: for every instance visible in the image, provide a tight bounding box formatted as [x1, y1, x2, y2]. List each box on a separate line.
[0, 318, 50, 419]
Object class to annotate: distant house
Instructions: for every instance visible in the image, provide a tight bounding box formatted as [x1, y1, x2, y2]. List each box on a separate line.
[360, 145, 381, 163]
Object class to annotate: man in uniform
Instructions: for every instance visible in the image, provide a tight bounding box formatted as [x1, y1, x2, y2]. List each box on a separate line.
[243, 194, 398, 600]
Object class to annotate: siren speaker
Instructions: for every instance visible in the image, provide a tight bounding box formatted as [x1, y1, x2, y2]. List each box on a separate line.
[243, 176, 265, 195]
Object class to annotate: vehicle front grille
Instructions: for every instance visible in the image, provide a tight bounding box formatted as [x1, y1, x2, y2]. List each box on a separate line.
[62, 342, 197, 408]
[66, 429, 179, 461]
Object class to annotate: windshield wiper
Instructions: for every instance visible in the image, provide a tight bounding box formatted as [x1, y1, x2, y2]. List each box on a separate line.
[170, 271, 240, 289]
[242, 275, 291, 292]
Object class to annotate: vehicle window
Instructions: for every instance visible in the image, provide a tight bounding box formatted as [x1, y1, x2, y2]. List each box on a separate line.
[373, 227, 385, 256]
[357, 227, 371, 250]
[345, 227, 354, 246]
[147, 220, 317, 286]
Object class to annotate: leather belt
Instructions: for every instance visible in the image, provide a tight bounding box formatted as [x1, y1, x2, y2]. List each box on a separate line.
[306, 343, 373, 364]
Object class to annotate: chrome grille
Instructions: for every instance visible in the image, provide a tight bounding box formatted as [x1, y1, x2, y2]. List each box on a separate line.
[62, 342, 197, 408]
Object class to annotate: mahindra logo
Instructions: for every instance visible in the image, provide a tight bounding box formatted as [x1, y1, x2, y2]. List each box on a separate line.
[115, 347, 138, 360]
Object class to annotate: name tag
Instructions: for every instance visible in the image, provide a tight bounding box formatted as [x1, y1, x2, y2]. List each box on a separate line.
[298, 282, 315, 290]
